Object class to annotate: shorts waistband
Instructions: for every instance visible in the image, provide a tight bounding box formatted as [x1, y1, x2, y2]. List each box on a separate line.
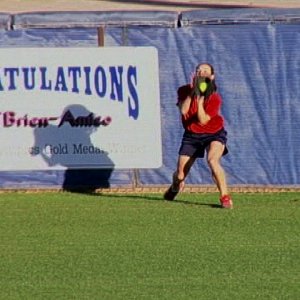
[184, 128, 225, 138]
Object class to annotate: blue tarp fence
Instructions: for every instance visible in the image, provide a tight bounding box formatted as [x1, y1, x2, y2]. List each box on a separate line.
[1, 8, 300, 189]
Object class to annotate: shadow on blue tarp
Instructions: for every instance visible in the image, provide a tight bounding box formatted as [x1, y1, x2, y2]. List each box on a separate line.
[0, 8, 300, 188]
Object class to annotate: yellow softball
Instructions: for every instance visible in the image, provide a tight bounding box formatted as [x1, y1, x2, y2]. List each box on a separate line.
[199, 81, 208, 93]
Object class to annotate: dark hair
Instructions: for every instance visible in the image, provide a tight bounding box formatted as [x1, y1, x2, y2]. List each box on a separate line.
[198, 63, 217, 92]
[194, 63, 218, 96]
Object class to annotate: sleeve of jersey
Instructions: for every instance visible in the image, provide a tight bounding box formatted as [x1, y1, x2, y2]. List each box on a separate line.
[205, 94, 222, 117]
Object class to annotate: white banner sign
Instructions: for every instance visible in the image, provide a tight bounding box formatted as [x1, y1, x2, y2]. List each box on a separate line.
[0, 47, 162, 170]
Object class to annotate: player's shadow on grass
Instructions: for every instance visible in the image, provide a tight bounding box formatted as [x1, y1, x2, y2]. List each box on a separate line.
[171, 199, 222, 208]
[97, 193, 222, 208]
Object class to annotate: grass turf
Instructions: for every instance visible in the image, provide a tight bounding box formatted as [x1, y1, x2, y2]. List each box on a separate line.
[0, 192, 299, 300]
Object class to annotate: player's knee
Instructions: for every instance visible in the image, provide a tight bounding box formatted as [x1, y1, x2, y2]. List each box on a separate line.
[173, 171, 184, 182]
[207, 157, 220, 169]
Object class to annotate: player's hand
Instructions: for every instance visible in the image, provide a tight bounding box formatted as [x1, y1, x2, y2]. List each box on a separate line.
[193, 76, 210, 97]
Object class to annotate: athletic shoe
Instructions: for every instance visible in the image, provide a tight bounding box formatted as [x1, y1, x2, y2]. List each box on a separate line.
[163, 185, 179, 201]
[163, 178, 184, 201]
[220, 195, 233, 209]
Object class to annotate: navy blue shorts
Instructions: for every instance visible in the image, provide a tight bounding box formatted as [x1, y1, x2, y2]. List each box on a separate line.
[178, 128, 228, 158]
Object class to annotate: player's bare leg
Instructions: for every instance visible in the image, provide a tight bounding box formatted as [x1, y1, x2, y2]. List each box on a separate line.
[164, 155, 196, 200]
[207, 141, 232, 208]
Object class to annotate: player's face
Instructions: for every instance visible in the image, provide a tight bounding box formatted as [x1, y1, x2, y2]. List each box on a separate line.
[196, 64, 213, 78]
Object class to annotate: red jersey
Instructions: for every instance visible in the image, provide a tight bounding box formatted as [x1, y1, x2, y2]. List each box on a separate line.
[179, 92, 224, 134]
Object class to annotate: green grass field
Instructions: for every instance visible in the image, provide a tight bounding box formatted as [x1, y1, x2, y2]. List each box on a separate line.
[0, 192, 299, 300]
